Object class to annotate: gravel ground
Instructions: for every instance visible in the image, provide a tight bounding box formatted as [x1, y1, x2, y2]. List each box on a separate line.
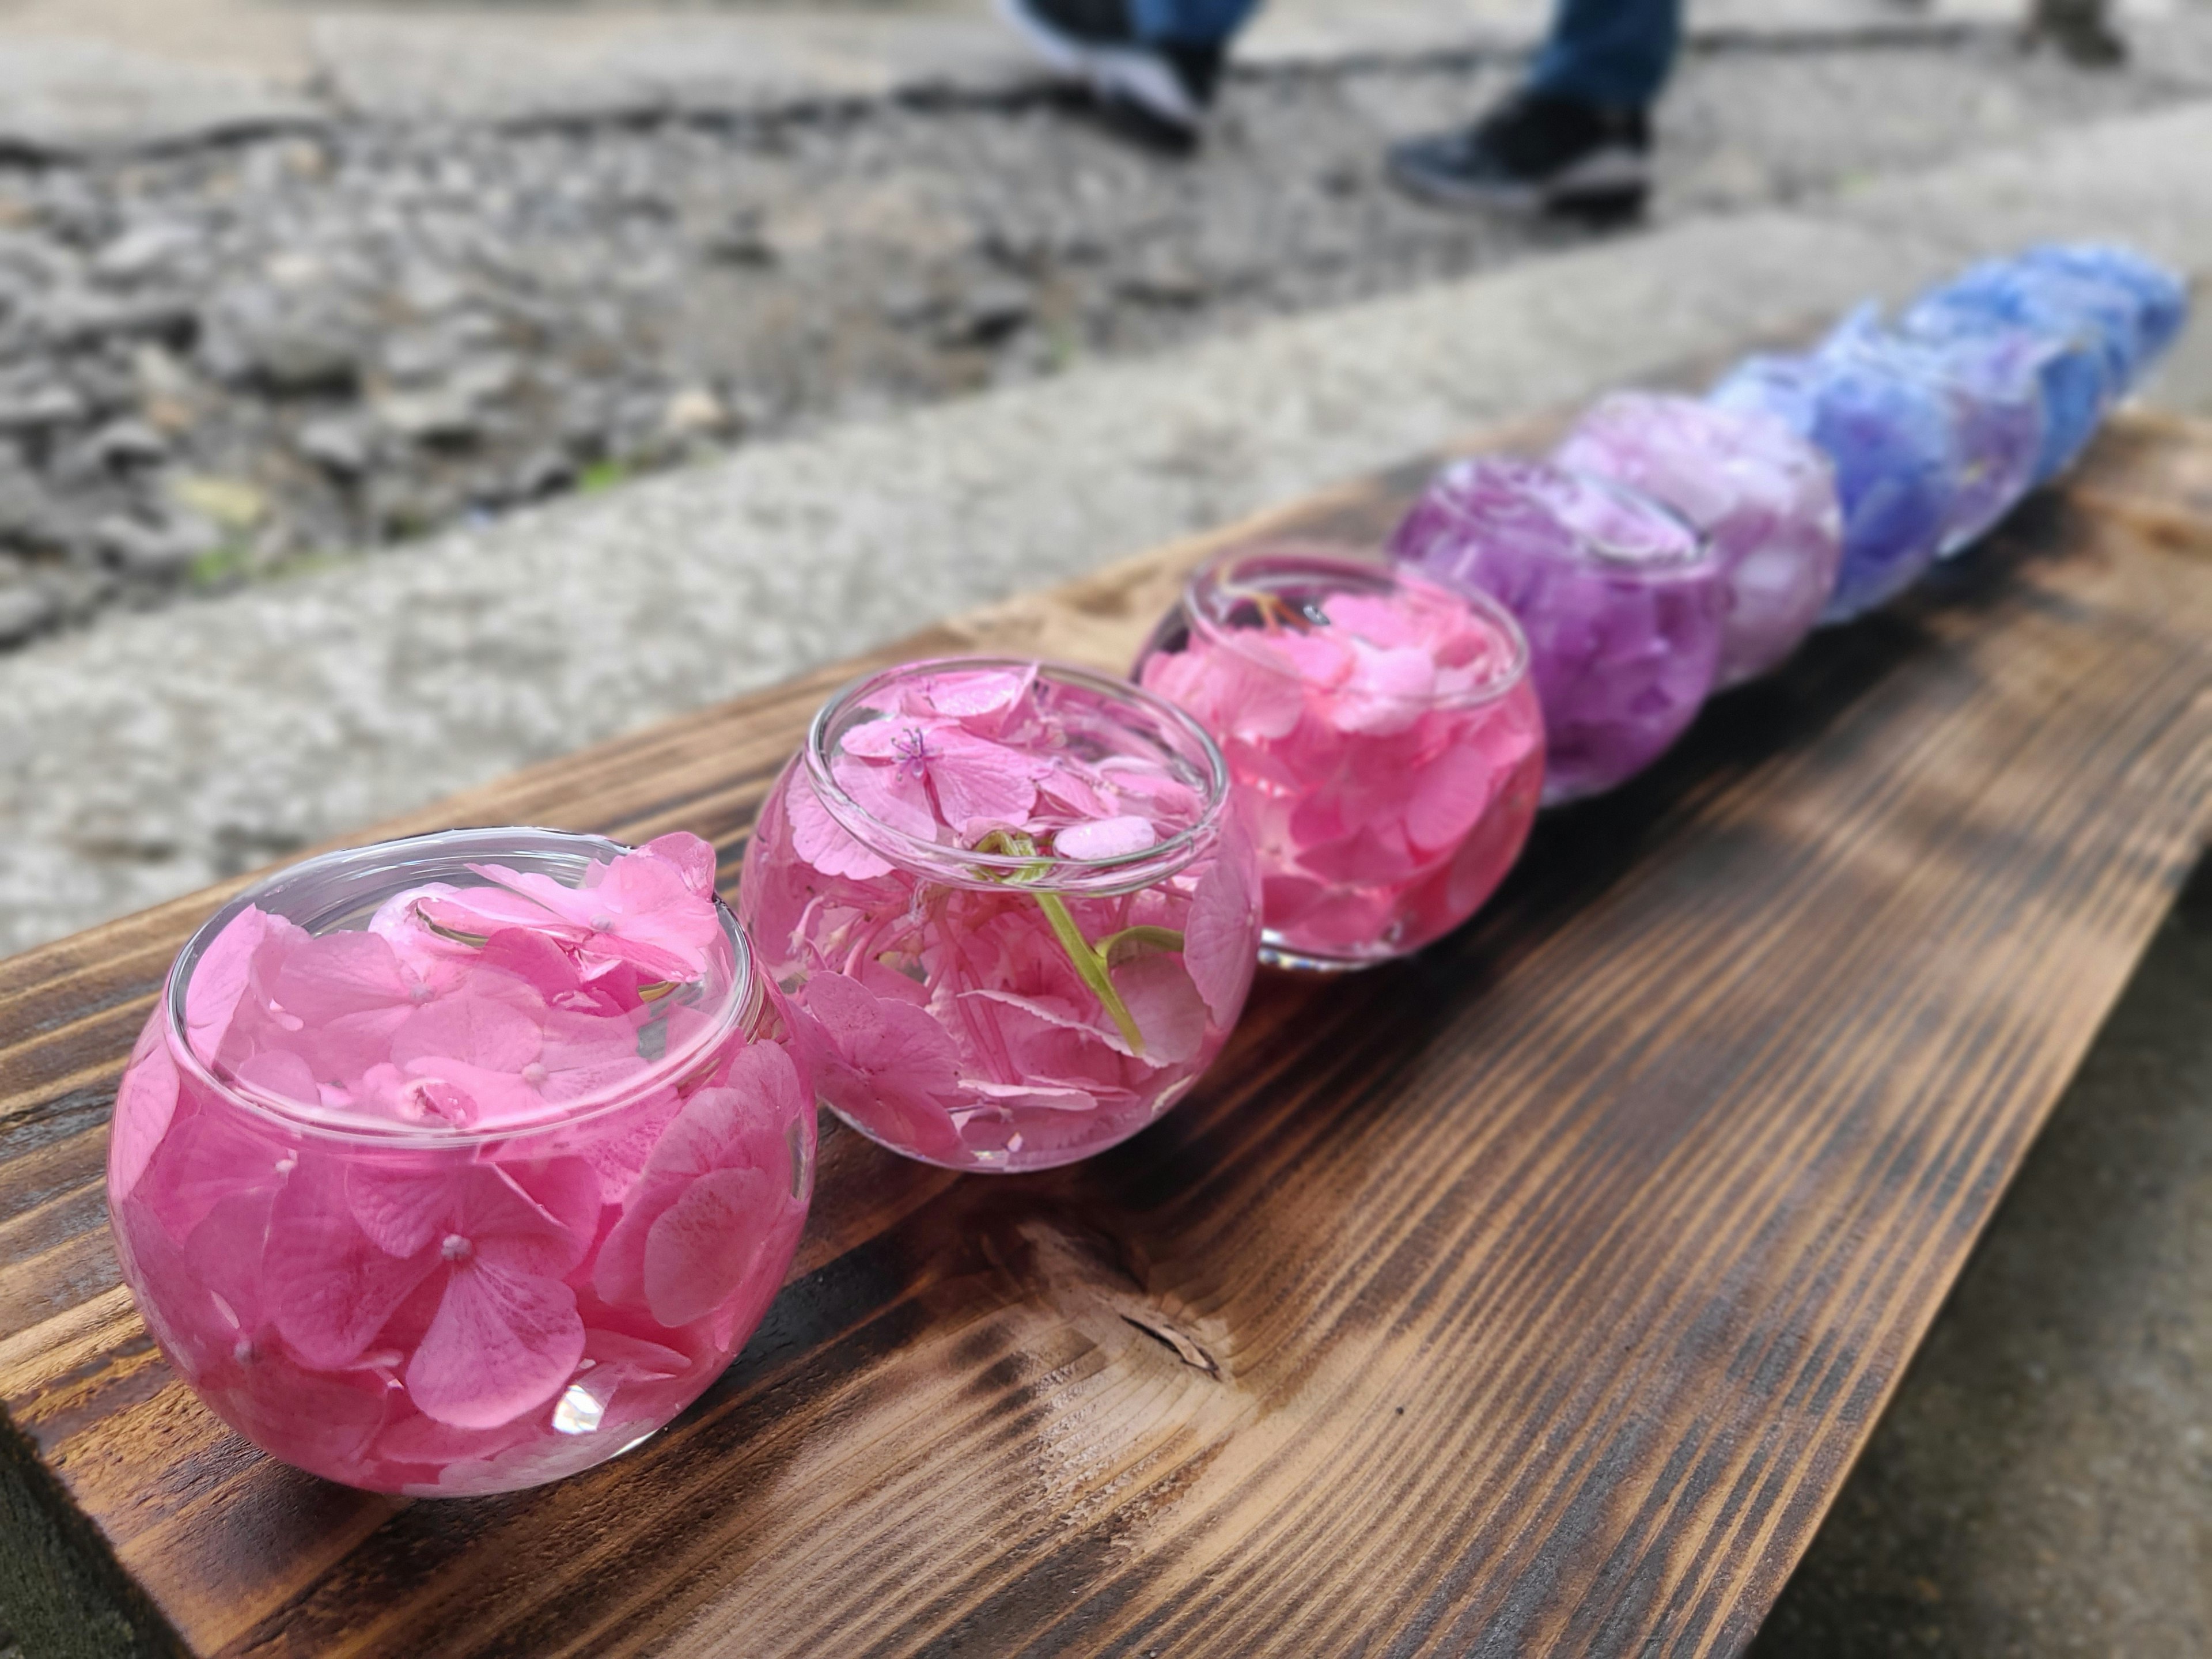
[0, 29, 2205, 650]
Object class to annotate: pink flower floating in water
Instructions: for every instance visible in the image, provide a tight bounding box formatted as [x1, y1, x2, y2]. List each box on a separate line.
[738, 658, 1263, 1173]
[1135, 546, 1545, 969]
[105, 828, 815, 1497]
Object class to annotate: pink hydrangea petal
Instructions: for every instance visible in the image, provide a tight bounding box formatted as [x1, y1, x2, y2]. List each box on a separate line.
[836, 757, 940, 840]
[640, 1164, 778, 1327]
[593, 853, 724, 964]
[925, 729, 1041, 834]
[644, 1046, 805, 1185]
[267, 1160, 437, 1368]
[640, 832, 718, 898]
[1331, 643, 1438, 736]
[1054, 816, 1160, 861]
[449, 1165, 592, 1274]
[417, 884, 588, 945]
[1319, 591, 1425, 651]
[463, 863, 600, 929]
[1269, 628, 1355, 691]
[961, 1080, 1101, 1113]
[475, 927, 586, 1001]
[786, 773, 895, 880]
[589, 1192, 664, 1313]
[185, 905, 283, 1064]
[1182, 839, 1259, 1026]
[403, 1260, 585, 1429]
[919, 666, 1032, 720]
[1403, 741, 1504, 853]
[372, 1405, 543, 1468]
[1109, 954, 1209, 1066]
[223, 1344, 393, 1469]
[581, 1326, 693, 1387]
[497, 1156, 605, 1264]
[232, 1047, 319, 1104]
[391, 987, 545, 1074]
[839, 713, 937, 760]
[110, 1017, 180, 1203]
[269, 929, 418, 1024]
[345, 1163, 465, 1259]
[796, 972, 966, 1160]
[129, 1099, 289, 1240]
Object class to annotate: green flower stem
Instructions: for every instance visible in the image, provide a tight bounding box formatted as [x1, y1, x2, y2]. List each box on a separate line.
[972, 831, 1183, 1058]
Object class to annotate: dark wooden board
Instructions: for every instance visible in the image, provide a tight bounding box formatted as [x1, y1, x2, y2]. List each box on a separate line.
[5, 412, 2212, 1659]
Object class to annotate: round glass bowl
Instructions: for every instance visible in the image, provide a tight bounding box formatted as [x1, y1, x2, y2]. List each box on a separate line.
[737, 657, 1262, 1173]
[106, 828, 815, 1497]
[1554, 392, 1843, 689]
[1709, 347, 1961, 623]
[1389, 457, 1723, 805]
[1902, 279, 2113, 486]
[1134, 545, 1543, 971]
[1819, 312, 2044, 559]
[2015, 243, 2188, 369]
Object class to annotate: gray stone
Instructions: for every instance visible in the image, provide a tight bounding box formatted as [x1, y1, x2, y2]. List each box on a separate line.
[92, 222, 204, 286]
[0, 454, 74, 551]
[947, 276, 1035, 345]
[86, 419, 169, 468]
[296, 417, 373, 476]
[199, 287, 363, 393]
[0, 583, 58, 645]
[374, 387, 483, 445]
[0, 380, 88, 434]
[94, 511, 219, 578]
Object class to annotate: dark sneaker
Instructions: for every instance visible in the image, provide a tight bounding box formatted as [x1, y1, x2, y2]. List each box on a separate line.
[996, 0, 1224, 137]
[1387, 92, 1650, 215]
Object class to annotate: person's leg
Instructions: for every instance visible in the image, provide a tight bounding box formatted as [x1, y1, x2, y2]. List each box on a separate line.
[1527, 0, 1681, 111]
[1386, 0, 1675, 213]
[1127, 0, 1263, 45]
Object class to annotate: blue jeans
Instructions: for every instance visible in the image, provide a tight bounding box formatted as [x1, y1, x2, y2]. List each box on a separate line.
[1130, 0, 1680, 108]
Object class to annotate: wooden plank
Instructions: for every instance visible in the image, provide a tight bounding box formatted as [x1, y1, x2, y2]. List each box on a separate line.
[3, 413, 2212, 1658]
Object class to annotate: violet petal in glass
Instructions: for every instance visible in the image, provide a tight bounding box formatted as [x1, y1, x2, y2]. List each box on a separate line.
[1554, 392, 1843, 688]
[1389, 457, 1723, 805]
[2016, 242, 2188, 370]
[1820, 312, 2044, 556]
[1709, 349, 1957, 623]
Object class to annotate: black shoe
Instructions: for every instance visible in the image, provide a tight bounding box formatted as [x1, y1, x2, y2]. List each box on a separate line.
[1387, 92, 1650, 215]
[997, 0, 1224, 137]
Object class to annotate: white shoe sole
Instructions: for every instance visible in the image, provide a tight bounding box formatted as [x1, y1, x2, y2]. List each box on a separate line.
[994, 0, 1205, 132]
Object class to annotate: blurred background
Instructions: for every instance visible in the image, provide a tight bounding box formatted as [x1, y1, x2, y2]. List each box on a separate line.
[0, 1, 2208, 1653]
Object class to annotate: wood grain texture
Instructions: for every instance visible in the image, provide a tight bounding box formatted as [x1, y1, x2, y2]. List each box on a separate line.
[5, 412, 2212, 1659]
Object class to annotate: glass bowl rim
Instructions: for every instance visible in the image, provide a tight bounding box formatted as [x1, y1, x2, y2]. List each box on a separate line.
[802, 654, 1233, 893]
[158, 825, 762, 1147]
[1418, 454, 1719, 575]
[1175, 540, 1533, 709]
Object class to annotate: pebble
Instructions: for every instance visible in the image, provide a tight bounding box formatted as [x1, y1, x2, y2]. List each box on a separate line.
[92, 221, 203, 285]
[0, 581, 57, 643]
[296, 416, 373, 476]
[94, 510, 220, 577]
[88, 418, 170, 468]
